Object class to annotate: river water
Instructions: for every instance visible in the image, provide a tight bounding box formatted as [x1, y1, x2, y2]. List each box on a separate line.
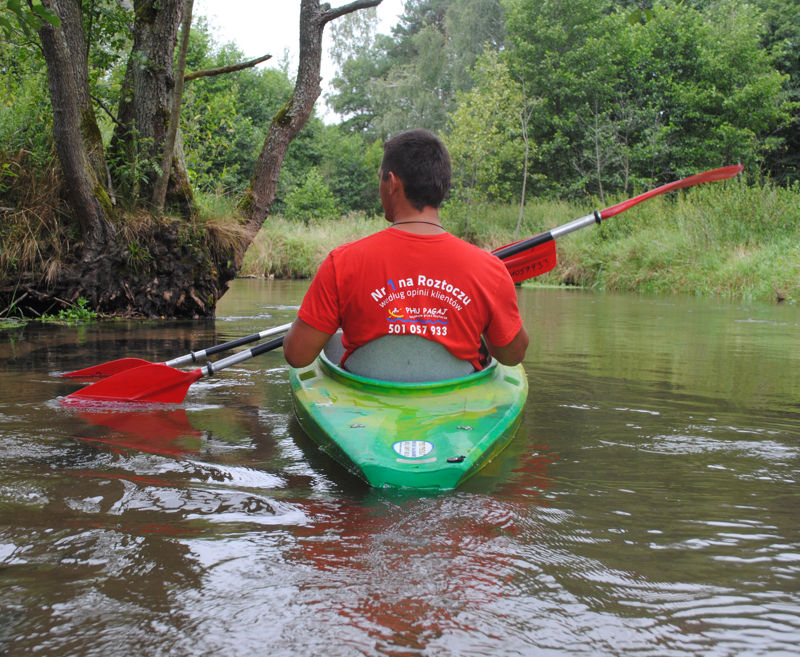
[1, 279, 798, 656]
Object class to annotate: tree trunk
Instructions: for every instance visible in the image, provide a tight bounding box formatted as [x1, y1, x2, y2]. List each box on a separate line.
[110, 0, 183, 206]
[152, 0, 193, 213]
[516, 100, 535, 240]
[39, 0, 111, 250]
[240, 0, 382, 254]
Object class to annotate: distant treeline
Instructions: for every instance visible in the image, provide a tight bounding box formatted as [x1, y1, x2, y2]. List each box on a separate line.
[2, 0, 797, 226]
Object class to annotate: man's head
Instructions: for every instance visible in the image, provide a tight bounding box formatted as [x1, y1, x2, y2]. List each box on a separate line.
[380, 129, 451, 211]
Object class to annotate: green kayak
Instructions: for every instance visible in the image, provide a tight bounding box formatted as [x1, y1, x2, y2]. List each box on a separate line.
[288, 351, 528, 489]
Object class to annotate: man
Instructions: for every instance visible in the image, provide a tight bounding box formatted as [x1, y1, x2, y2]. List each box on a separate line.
[283, 128, 528, 372]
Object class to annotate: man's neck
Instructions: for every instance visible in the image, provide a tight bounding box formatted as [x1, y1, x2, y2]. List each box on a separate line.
[390, 207, 445, 234]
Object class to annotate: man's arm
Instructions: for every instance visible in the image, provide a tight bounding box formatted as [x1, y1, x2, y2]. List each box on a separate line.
[283, 317, 334, 368]
[486, 326, 529, 366]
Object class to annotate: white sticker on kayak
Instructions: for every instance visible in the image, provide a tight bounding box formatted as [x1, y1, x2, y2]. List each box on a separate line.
[392, 440, 434, 459]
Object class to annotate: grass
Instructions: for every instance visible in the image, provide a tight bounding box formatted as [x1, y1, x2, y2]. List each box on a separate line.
[557, 181, 800, 302]
[3, 179, 796, 308]
[239, 180, 800, 305]
[240, 212, 388, 278]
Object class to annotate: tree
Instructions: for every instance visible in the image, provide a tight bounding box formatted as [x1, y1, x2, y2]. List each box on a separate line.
[152, 0, 194, 212]
[239, 0, 382, 249]
[284, 168, 341, 223]
[180, 29, 293, 197]
[751, 0, 800, 183]
[503, 0, 793, 197]
[445, 50, 526, 235]
[1, 0, 382, 318]
[108, 0, 184, 208]
[0, 0, 59, 38]
[328, 0, 506, 138]
[38, 0, 112, 251]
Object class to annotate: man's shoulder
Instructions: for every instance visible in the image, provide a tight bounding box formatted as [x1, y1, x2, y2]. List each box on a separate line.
[330, 230, 389, 256]
[446, 235, 508, 268]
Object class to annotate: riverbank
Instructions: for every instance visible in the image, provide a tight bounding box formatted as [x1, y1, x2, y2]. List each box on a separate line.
[241, 180, 799, 304]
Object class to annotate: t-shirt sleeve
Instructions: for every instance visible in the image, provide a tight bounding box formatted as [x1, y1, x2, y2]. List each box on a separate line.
[297, 253, 341, 335]
[484, 263, 524, 347]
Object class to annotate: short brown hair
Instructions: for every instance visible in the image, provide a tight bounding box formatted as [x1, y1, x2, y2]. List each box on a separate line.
[381, 129, 451, 210]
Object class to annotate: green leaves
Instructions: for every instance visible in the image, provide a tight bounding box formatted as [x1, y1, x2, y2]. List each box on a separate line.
[1, 0, 59, 38]
[446, 50, 526, 205]
[284, 168, 341, 224]
[503, 0, 795, 196]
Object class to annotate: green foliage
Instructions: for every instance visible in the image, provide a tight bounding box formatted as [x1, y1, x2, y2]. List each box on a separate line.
[0, 0, 59, 38]
[283, 168, 341, 223]
[40, 297, 99, 323]
[104, 125, 159, 207]
[552, 180, 800, 302]
[317, 126, 382, 213]
[241, 179, 800, 303]
[502, 0, 795, 198]
[181, 25, 295, 196]
[241, 212, 386, 278]
[749, 0, 800, 183]
[0, 43, 54, 173]
[181, 19, 356, 211]
[328, 0, 506, 138]
[126, 240, 154, 274]
[441, 195, 573, 250]
[445, 50, 527, 206]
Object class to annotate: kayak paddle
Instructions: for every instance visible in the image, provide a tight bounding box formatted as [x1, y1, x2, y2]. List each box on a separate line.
[62, 335, 285, 404]
[61, 322, 292, 379]
[493, 164, 744, 282]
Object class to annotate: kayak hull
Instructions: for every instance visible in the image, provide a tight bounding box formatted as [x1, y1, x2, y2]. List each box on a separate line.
[289, 353, 527, 489]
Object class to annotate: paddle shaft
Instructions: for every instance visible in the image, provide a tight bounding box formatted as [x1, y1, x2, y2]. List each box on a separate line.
[61, 322, 292, 378]
[493, 164, 744, 264]
[492, 211, 599, 261]
[201, 335, 285, 376]
[63, 335, 287, 404]
[165, 323, 291, 368]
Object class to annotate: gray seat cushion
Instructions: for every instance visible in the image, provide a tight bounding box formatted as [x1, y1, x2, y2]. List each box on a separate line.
[323, 333, 474, 382]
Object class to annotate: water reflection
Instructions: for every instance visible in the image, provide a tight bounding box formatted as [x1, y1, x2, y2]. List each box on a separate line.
[1, 280, 799, 656]
[76, 408, 202, 456]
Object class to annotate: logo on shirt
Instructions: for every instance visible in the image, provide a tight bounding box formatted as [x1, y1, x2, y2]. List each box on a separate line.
[386, 306, 448, 325]
[370, 275, 471, 311]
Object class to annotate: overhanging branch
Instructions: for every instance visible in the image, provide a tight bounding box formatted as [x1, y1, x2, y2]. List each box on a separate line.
[321, 0, 382, 26]
[184, 54, 272, 82]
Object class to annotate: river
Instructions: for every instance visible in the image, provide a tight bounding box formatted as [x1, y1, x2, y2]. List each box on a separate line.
[1, 279, 798, 656]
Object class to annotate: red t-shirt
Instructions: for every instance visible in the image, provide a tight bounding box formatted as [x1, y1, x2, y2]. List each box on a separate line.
[297, 227, 523, 369]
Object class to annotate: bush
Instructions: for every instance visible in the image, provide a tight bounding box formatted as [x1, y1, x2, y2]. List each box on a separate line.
[283, 168, 341, 223]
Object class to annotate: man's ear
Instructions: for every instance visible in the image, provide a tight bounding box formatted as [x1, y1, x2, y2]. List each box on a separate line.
[387, 171, 404, 197]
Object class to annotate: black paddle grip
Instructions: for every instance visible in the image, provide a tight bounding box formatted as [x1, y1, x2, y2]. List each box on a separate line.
[250, 335, 285, 357]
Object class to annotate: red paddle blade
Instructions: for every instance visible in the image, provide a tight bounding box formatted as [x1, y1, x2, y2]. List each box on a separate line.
[63, 364, 203, 404]
[601, 164, 743, 219]
[494, 238, 557, 283]
[61, 357, 154, 379]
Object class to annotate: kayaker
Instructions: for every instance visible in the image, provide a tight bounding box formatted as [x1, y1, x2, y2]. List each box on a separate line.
[283, 128, 529, 374]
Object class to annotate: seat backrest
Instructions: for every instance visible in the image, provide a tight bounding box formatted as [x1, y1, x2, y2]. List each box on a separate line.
[323, 333, 474, 382]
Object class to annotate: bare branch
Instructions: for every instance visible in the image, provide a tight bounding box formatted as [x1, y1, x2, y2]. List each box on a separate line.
[184, 54, 272, 82]
[91, 94, 122, 128]
[321, 0, 382, 26]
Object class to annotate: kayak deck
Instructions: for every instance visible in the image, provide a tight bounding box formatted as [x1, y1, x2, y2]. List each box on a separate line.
[289, 353, 527, 489]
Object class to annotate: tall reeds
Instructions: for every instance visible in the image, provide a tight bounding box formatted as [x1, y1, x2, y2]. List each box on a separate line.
[238, 181, 799, 304]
